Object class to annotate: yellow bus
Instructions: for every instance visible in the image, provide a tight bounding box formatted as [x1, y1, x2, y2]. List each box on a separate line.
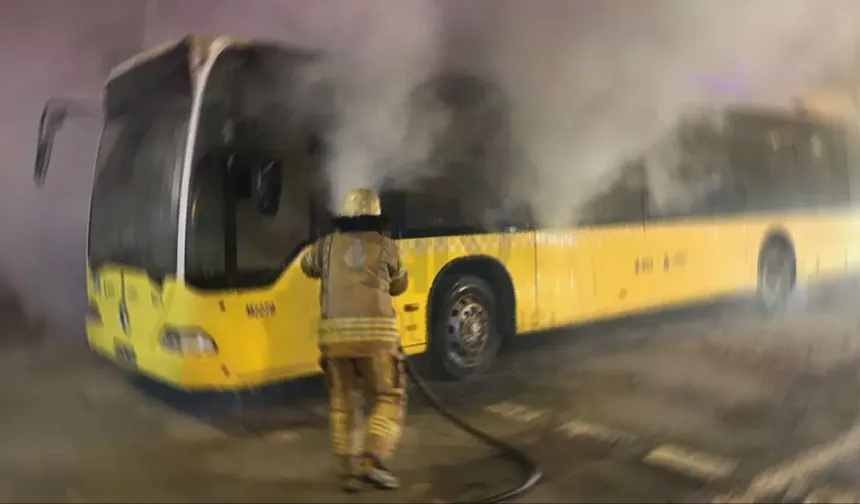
[34, 35, 860, 390]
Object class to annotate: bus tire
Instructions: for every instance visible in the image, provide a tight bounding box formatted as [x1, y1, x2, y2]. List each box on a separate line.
[757, 239, 795, 315]
[429, 275, 502, 380]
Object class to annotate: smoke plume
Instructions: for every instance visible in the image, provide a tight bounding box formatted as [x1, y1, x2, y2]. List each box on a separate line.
[477, 0, 860, 227]
[321, 0, 447, 209]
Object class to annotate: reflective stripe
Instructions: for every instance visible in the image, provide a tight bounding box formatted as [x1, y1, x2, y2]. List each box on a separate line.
[318, 317, 400, 345]
[320, 235, 333, 314]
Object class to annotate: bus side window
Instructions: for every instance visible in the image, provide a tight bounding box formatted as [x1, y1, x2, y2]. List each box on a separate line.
[378, 190, 402, 238]
[645, 119, 743, 219]
[801, 126, 850, 208]
[310, 196, 335, 239]
[686, 130, 745, 216]
[824, 129, 851, 206]
[233, 155, 312, 272]
[186, 151, 228, 275]
[730, 123, 788, 212]
[846, 131, 860, 201]
[399, 189, 482, 238]
[402, 190, 455, 237]
[578, 167, 646, 226]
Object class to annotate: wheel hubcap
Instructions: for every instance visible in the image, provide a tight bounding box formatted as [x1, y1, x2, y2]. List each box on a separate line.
[445, 296, 490, 369]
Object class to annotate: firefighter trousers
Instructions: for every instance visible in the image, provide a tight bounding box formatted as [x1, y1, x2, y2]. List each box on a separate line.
[322, 349, 407, 466]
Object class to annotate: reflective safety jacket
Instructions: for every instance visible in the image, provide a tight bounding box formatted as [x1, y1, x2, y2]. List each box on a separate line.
[301, 229, 409, 357]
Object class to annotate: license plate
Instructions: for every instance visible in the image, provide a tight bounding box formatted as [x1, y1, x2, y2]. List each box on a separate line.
[115, 342, 137, 369]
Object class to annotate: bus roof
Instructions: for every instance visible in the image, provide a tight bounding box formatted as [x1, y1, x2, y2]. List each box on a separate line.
[105, 34, 319, 85]
[680, 102, 849, 131]
[722, 103, 845, 127]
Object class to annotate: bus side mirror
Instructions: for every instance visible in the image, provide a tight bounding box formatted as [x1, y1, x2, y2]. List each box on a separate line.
[34, 105, 69, 186]
[256, 161, 282, 217]
[34, 98, 100, 186]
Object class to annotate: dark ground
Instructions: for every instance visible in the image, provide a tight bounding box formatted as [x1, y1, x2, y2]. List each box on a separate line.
[2, 282, 860, 503]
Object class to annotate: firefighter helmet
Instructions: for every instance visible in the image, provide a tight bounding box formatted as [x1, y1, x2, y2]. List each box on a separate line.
[338, 187, 382, 217]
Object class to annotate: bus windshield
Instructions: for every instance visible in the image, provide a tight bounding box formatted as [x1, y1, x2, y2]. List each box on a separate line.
[88, 102, 189, 276]
[88, 45, 193, 279]
[183, 44, 331, 289]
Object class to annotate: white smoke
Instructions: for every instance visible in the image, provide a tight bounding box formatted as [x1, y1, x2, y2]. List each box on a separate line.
[321, 0, 447, 210]
[479, 0, 860, 227]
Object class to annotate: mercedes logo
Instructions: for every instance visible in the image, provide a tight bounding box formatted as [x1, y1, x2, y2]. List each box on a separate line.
[118, 301, 130, 335]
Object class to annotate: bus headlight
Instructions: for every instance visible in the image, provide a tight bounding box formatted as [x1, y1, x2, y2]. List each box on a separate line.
[160, 327, 219, 356]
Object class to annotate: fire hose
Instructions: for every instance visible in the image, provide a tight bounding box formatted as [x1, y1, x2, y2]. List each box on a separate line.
[401, 350, 544, 503]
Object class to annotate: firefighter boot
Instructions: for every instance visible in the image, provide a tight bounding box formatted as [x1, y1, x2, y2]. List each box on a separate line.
[359, 453, 400, 490]
[339, 455, 363, 493]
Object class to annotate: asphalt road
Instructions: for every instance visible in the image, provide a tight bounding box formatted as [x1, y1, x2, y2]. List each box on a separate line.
[2, 282, 860, 503]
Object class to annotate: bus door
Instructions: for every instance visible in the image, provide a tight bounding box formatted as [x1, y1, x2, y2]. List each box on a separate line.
[186, 147, 325, 377]
[183, 93, 328, 378]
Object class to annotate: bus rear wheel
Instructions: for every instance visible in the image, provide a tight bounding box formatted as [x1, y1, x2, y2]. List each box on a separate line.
[757, 241, 795, 315]
[430, 275, 501, 380]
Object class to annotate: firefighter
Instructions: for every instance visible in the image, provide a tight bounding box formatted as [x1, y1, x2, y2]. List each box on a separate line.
[300, 187, 409, 493]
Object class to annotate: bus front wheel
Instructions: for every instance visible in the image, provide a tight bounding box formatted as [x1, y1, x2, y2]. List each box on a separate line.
[429, 275, 502, 380]
[757, 240, 795, 315]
